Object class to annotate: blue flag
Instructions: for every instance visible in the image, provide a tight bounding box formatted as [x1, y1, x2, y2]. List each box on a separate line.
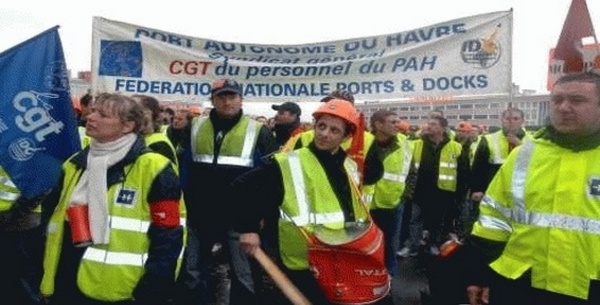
[0, 26, 81, 199]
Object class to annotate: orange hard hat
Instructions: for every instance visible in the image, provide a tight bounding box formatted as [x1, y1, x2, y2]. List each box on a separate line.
[396, 120, 410, 133]
[456, 121, 472, 132]
[189, 105, 202, 115]
[312, 98, 360, 133]
[72, 97, 81, 112]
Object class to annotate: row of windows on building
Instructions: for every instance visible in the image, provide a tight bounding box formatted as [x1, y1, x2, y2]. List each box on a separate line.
[358, 99, 548, 128]
[389, 101, 540, 112]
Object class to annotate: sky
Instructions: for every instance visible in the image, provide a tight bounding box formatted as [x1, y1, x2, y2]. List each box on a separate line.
[0, 0, 598, 96]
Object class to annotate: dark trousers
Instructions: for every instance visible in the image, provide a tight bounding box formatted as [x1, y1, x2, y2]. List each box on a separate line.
[371, 206, 403, 276]
[420, 197, 456, 248]
[425, 253, 469, 305]
[176, 225, 259, 305]
[0, 225, 44, 305]
[488, 271, 600, 305]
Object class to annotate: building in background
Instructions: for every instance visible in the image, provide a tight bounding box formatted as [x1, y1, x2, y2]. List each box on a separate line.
[357, 88, 550, 131]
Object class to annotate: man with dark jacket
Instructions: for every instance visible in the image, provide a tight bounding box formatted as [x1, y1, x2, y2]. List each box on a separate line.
[402, 116, 470, 305]
[403, 116, 469, 256]
[233, 99, 390, 304]
[176, 79, 277, 305]
[271, 101, 305, 149]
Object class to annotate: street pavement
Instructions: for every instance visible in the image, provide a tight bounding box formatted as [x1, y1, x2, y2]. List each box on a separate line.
[256, 254, 433, 305]
[207, 251, 442, 305]
[392, 256, 430, 305]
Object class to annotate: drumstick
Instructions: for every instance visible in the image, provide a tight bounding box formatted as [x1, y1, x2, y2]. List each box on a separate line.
[253, 247, 312, 305]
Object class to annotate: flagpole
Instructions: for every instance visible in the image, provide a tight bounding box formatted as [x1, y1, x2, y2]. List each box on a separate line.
[508, 8, 514, 109]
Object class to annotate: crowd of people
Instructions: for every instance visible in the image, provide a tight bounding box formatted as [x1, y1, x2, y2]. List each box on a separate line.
[1, 71, 600, 305]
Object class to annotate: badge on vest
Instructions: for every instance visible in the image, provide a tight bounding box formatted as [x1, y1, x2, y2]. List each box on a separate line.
[590, 178, 600, 197]
[115, 187, 138, 207]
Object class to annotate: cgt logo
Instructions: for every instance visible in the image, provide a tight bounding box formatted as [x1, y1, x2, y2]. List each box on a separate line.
[354, 268, 388, 277]
[13, 91, 64, 141]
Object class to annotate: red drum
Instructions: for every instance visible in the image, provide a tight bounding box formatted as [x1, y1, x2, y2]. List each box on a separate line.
[308, 221, 390, 304]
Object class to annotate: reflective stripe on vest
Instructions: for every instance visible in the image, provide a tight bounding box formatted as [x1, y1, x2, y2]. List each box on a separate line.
[489, 131, 504, 164]
[41, 152, 183, 301]
[381, 137, 412, 183]
[190, 117, 258, 167]
[480, 140, 600, 235]
[111, 216, 150, 232]
[487, 130, 529, 165]
[412, 139, 460, 191]
[0, 192, 18, 202]
[371, 136, 413, 209]
[0, 173, 19, 204]
[382, 172, 406, 182]
[469, 136, 482, 167]
[0, 176, 17, 188]
[276, 148, 367, 270]
[109, 216, 187, 233]
[280, 151, 345, 226]
[440, 162, 457, 168]
[81, 212, 187, 268]
[83, 248, 148, 267]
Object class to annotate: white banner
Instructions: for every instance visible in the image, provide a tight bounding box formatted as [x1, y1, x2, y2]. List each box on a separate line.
[91, 10, 512, 103]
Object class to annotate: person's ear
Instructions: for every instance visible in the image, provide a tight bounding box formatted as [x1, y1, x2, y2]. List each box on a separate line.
[121, 120, 136, 134]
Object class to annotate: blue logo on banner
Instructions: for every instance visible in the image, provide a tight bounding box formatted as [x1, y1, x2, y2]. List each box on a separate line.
[0, 26, 81, 199]
[99, 40, 143, 77]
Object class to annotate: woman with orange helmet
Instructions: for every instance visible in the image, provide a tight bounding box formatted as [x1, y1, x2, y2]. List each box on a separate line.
[233, 98, 392, 305]
[311, 98, 361, 147]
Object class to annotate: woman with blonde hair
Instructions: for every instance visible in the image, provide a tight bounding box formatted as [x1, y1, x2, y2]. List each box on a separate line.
[41, 93, 184, 305]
